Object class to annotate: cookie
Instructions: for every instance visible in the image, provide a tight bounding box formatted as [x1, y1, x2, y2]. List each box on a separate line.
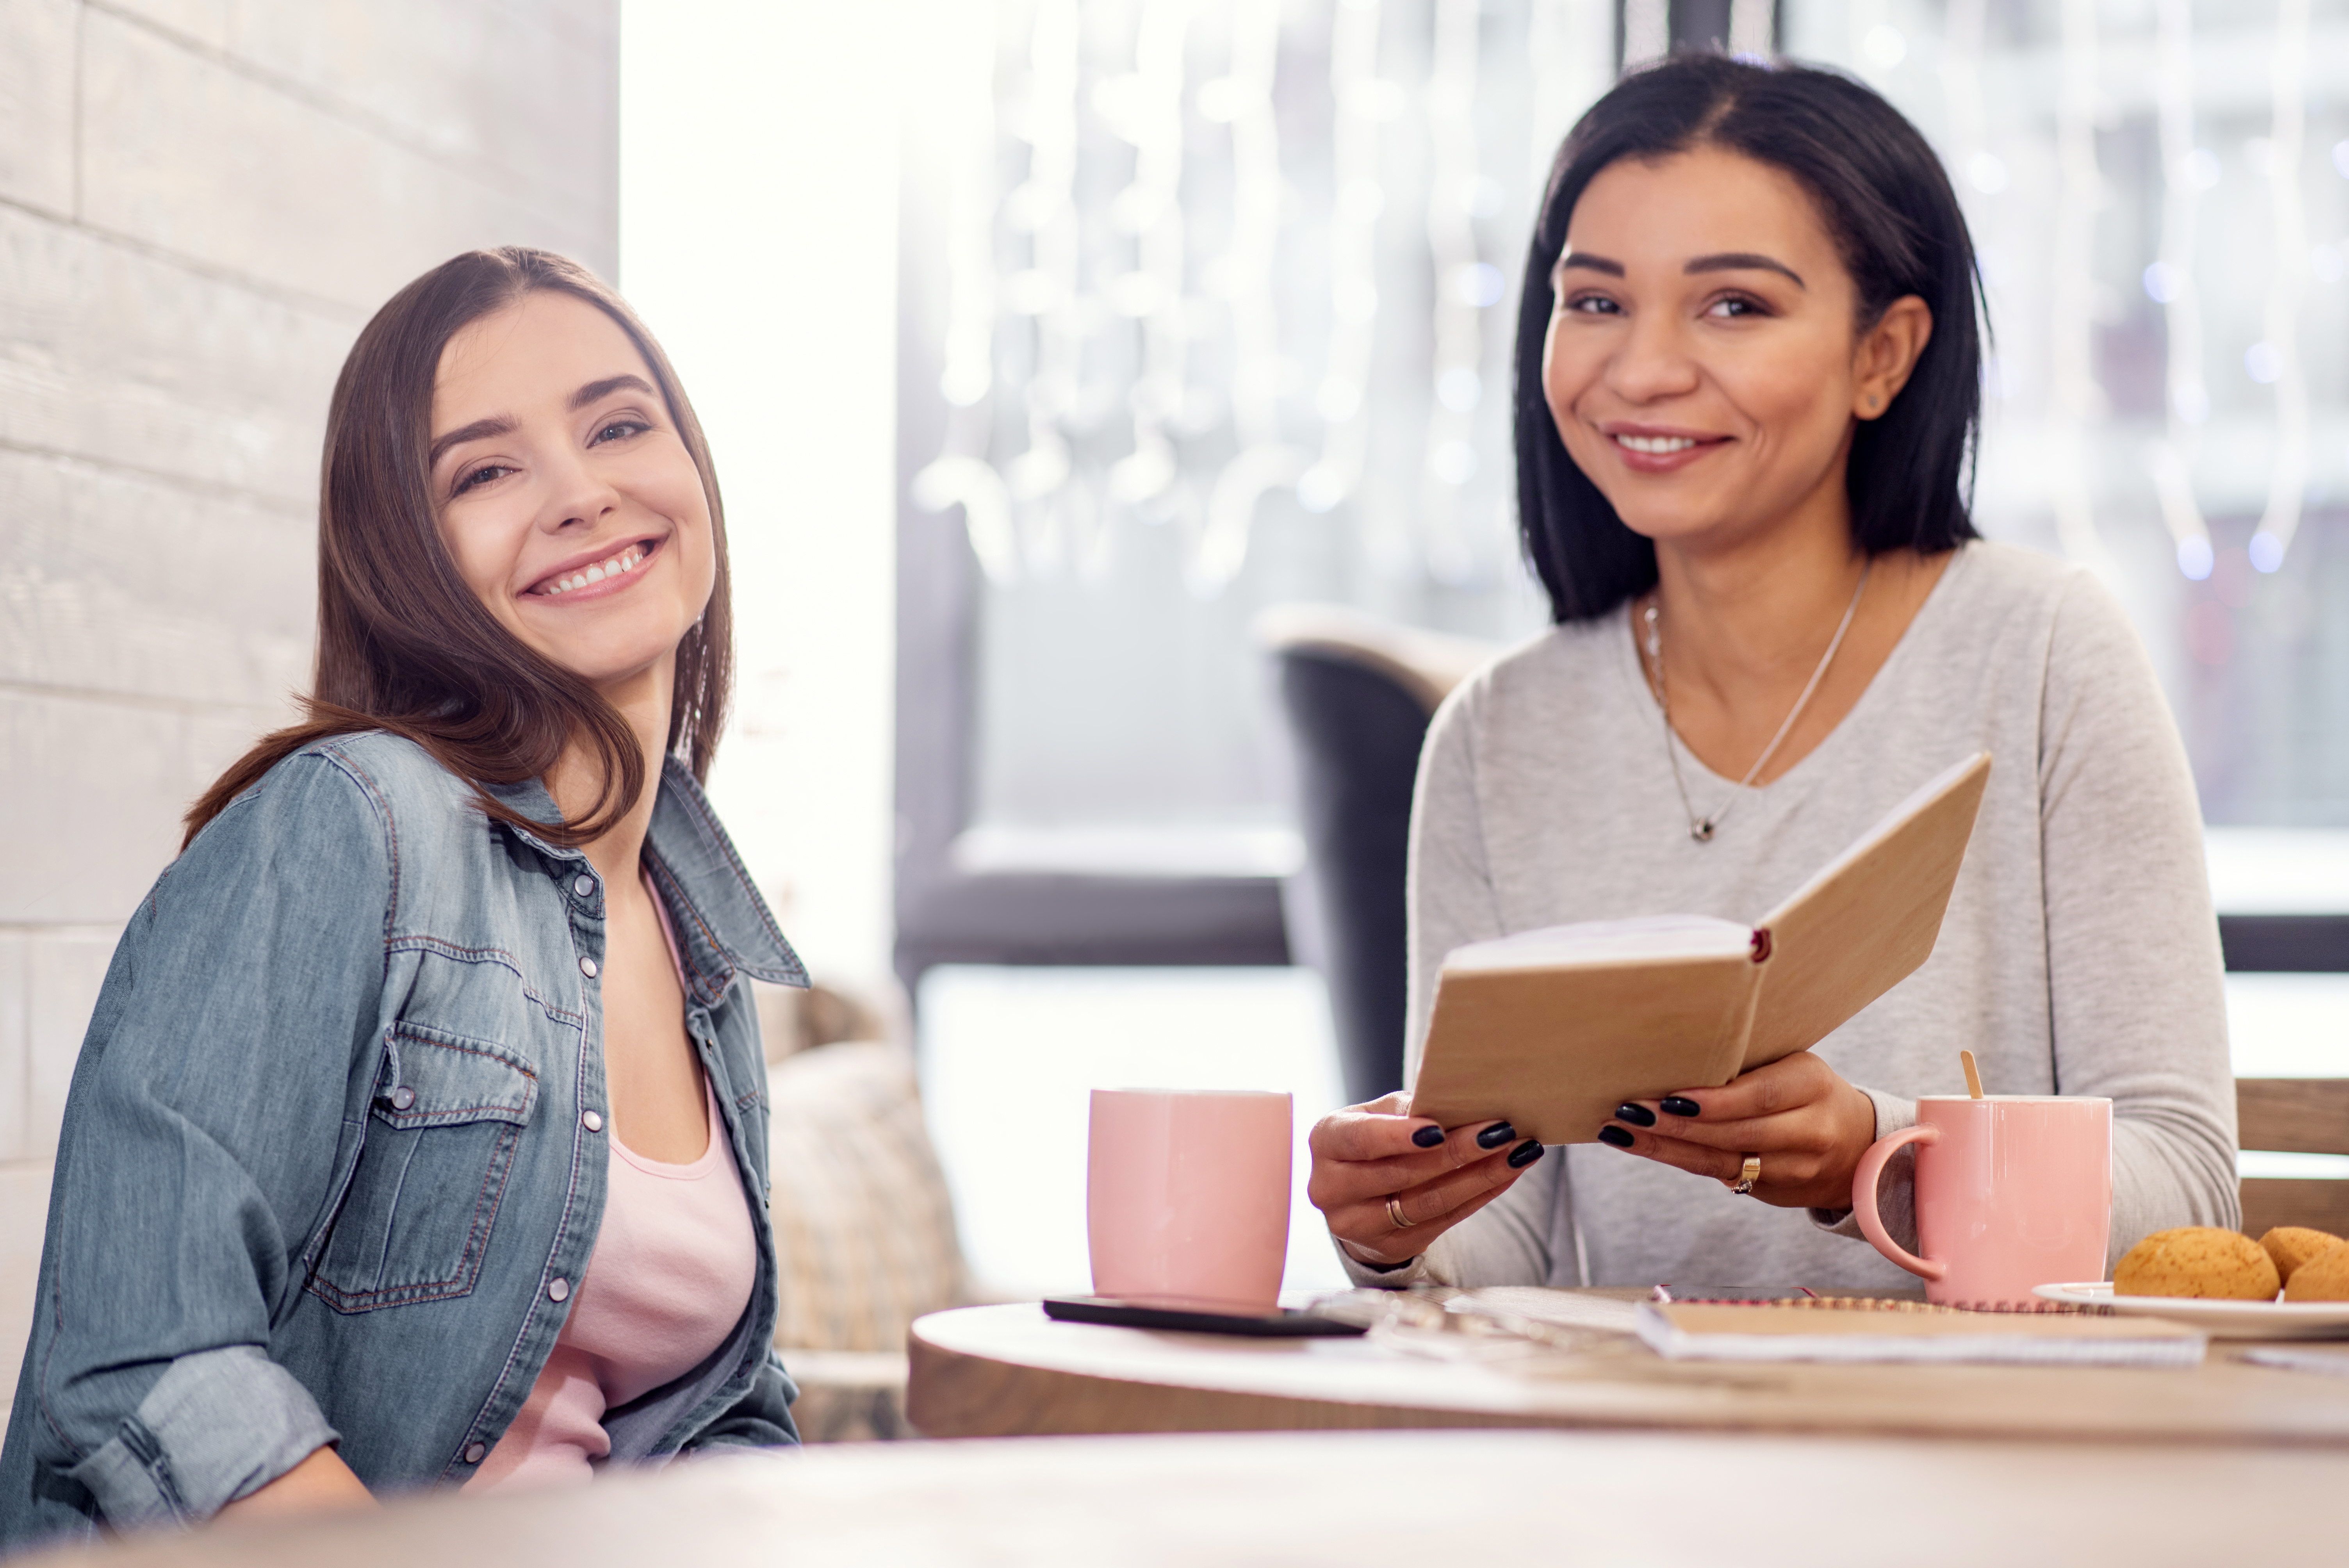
[2113, 1226, 2280, 1300]
[2259, 1226, 2344, 1285]
[2283, 1240, 2349, 1303]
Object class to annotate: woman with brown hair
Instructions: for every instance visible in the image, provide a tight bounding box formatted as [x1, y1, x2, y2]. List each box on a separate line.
[1, 248, 806, 1547]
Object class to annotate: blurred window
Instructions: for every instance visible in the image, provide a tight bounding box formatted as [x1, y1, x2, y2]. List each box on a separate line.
[1786, 0, 2349, 827]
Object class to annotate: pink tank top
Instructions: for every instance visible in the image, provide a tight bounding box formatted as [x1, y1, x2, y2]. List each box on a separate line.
[468, 869, 757, 1491]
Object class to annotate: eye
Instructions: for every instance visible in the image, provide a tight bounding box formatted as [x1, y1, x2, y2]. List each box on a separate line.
[1563, 292, 1624, 317]
[452, 463, 512, 496]
[591, 418, 651, 445]
[1704, 293, 1770, 319]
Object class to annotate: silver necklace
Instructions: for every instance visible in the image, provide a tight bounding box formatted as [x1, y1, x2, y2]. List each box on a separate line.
[1639, 563, 1871, 843]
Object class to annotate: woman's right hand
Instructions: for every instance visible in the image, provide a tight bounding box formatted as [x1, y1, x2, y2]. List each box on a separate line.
[1306, 1093, 1546, 1267]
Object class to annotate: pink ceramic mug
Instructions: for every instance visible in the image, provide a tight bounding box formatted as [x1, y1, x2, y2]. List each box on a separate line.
[1087, 1089, 1292, 1310]
[1852, 1095, 2112, 1306]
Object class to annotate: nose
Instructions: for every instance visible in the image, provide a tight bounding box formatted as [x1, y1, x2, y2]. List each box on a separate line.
[535, 438, 622, 535]
[1606, 310, 1701, 405]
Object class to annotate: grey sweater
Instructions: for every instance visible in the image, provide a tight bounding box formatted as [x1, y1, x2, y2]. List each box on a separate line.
[1348, 542, 2238, 1292]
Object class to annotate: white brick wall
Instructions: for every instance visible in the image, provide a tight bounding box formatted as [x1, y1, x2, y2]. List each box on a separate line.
[0, 0, 617, 1415]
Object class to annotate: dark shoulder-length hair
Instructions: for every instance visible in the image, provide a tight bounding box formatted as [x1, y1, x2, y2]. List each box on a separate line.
[183, 247, 733, 847]
[1513, 53, 1984, 623]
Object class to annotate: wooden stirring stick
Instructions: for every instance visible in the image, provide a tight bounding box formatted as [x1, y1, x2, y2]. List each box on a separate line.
[1960, 1049, 1985, 1099]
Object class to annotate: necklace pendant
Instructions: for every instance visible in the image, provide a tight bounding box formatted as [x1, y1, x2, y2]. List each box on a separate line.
[1691, 819, 1716, 843]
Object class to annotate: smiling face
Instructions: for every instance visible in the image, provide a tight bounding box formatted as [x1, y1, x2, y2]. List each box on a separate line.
[1542, 145, 1926, 559]
[429, 289, 716, 696]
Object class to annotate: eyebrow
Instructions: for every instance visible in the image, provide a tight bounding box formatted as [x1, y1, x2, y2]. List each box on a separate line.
[428, 416, 513, 470]
[1686, 252, 1806, 287]
[428, 375, 660, 469]
[1554, 251, 1807, 288]
[568, 373, 658, 410]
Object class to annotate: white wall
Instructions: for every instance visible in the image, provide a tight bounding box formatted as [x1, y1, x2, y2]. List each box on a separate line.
[618, 0, 901, 1003]
[0, 0, 618, 1411]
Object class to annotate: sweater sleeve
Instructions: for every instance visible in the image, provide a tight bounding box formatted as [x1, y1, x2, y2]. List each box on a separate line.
[2035, 571, 2239, 1251]
[1402, 680, 1507, 1085]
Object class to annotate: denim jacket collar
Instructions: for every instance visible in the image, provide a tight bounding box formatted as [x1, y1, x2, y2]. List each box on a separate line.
[482, 759, 807, 1006]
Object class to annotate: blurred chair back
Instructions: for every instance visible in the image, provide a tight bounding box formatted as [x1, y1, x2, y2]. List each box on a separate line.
[1257, 606, 1498, 1107]
[2216, 891, 2349, 1239]
[2236, 1078, 2349, 1237]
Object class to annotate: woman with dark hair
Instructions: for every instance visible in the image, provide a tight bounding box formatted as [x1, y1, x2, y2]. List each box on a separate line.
[1, 249, 804, 1545]
[1308, 55, 2236, 1289]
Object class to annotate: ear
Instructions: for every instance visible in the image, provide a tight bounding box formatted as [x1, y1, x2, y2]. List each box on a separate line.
[1851, 296, 1933, 422]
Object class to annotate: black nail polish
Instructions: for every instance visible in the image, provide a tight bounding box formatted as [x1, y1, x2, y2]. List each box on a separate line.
[1411, 1124, 1445, 1148]
[1659, 1096, 1702, 1118]
[1475, 1121, 1517, 1149]
[1597, 1125, 1635, 1149]
[1613, 1102, 1657, 1128]
[1507, 1138, 1546, 1167]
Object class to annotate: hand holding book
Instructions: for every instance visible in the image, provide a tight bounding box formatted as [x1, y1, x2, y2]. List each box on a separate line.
[1305, 1092, 1547, 1268]
[1309, 754, 1990, 1263]
[1408, 753, 1993, 1148]
[1597, 1048, 1881, 1210]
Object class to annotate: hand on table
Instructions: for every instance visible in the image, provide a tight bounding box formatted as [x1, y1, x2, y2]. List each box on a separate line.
[1599, 1049, 1877, 1211]
[1308, 1092, 1546, 1267]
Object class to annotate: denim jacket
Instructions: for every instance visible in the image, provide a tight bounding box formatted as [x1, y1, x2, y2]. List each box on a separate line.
[0, 732, 807, 1549]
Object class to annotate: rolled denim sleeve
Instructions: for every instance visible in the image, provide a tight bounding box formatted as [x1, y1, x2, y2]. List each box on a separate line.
[61, 1349, 335, 1524]
[23, 752, 388, 1527]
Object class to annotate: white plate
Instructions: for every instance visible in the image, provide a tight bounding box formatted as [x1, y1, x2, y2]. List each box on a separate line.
[2033, 1281, 2349, 1340]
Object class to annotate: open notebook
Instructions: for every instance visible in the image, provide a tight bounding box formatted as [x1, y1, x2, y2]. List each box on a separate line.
[1409, 752, 1993, 1145]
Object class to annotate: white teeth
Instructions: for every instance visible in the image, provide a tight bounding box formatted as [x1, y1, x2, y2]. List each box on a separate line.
[1617, 434, 1699, 454]
[536, 545, 648, 597]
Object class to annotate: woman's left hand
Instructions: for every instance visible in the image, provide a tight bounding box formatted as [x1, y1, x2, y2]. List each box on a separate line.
[1599, 1051, 1877, 1211]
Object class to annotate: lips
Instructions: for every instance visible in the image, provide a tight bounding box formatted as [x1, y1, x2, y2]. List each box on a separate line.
[526, 536, 661, 599]
[1602, 426, 1729, 474]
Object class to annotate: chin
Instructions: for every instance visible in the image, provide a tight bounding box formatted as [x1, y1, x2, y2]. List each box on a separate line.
[535, 627, 690, 693]
[1604, 498, 1731, 546]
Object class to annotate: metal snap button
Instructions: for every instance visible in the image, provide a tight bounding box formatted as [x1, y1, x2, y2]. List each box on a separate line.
[579, 956, 598, 979]
[548, 1277, 570, 1303]
[463, 1442, 487, 1465]
[575, 874, 595, 898]
[582, 1110, 604, 1133]
[390, 1086, 416, 1112]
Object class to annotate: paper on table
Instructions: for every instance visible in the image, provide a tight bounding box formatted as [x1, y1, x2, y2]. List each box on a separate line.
[1635, 1303, 2207, 1369]
[2242, 1346, 2349, 1379]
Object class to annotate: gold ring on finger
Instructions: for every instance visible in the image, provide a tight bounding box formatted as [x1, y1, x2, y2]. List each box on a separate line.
[1386, 1195, 1418, 1229]
[1728, 1153, 1761, 1196]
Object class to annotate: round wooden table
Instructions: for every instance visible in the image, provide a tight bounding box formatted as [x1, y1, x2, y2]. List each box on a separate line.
[907, 1290, 2349, 1446]
[34, 1429, 2349, 1568]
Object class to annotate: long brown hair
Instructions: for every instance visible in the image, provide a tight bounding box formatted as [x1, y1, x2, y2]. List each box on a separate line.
[183, 247, 733, 848]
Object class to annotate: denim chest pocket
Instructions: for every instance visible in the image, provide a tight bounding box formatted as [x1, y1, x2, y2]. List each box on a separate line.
[308, 1023, 539, 1314]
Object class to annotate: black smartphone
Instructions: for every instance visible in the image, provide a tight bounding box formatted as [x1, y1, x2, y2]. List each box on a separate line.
[1042, 1295, 1369, 1337]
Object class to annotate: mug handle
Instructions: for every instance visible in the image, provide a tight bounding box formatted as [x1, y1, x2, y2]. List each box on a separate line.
[1851, 1124, 1944, 1282]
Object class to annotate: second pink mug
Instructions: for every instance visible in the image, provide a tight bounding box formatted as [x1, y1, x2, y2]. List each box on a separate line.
[1852, 1095, 2112, 1306]
[1087, 1088, 1291, 1310]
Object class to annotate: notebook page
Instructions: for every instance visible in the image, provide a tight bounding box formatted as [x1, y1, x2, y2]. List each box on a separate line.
[1440, 914, 1754, 973]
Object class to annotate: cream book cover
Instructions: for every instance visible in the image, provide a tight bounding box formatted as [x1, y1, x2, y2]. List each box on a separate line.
[1408, 752, 1993, 1145]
